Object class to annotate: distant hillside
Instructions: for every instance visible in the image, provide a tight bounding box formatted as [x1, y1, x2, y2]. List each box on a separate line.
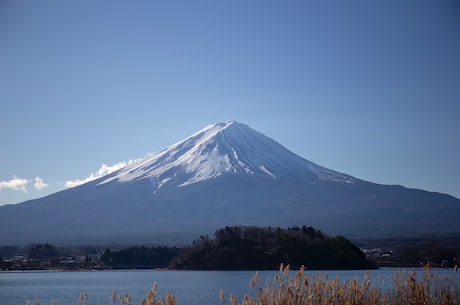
[169, 225, 377, 270]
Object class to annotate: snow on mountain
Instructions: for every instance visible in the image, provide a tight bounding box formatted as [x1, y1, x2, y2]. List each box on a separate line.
[100, 121, 357, 192]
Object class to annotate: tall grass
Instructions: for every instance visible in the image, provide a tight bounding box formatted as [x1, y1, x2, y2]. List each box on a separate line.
[137, 265, 459, 305]
[218, 264, 460, 305]
[31, 265, 460, 305]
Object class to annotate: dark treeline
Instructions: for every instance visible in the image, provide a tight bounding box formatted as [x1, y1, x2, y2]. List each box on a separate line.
[1, 226, 376, 270]
[101, 246, 180, 269]
[358, 237, 460, 268]
[169, 225, 377, 270]
[0, 244, 179, 270]
[5, 226, 457, 270]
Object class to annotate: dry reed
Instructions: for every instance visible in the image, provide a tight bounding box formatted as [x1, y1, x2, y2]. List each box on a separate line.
[28, 264, 459, 305]
[219, 264, 459, 305]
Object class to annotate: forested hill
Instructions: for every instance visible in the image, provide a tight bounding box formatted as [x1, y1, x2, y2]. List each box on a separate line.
[169, 226, 377, 270]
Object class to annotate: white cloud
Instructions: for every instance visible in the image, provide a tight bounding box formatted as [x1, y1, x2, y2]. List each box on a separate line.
[64, 161, 133, 188]
[0, 175, 29, 193]
[34, 176, 48, 190]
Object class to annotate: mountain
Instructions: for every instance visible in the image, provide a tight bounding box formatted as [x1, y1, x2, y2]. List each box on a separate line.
[1, 121, 459, 245]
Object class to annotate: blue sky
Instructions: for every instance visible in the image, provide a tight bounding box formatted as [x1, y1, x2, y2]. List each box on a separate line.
[1, 0, 459, 206]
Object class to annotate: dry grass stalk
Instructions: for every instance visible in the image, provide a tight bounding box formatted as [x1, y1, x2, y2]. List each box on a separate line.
[141, 282, 176, 305]
[221, 264, 460, 305]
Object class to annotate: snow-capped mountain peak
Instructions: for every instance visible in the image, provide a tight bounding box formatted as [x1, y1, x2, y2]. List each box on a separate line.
[100, 121, 356, 191]
[2, 121, 459, 246]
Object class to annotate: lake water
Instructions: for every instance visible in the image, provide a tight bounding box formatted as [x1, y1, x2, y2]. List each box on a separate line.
[1, 269, 459, 305]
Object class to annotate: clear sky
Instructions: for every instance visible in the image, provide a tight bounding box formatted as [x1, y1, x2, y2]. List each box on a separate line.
[1, 0, 459, 206]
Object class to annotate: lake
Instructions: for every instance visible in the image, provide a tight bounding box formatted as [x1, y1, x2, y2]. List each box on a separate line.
[1, 269, 459, 305]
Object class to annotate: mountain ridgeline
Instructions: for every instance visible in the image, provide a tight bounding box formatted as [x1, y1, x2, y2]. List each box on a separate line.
[0, 121, 459, 245]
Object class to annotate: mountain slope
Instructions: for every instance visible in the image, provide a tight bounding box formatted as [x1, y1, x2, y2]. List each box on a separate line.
[0, 121, 459, 245]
